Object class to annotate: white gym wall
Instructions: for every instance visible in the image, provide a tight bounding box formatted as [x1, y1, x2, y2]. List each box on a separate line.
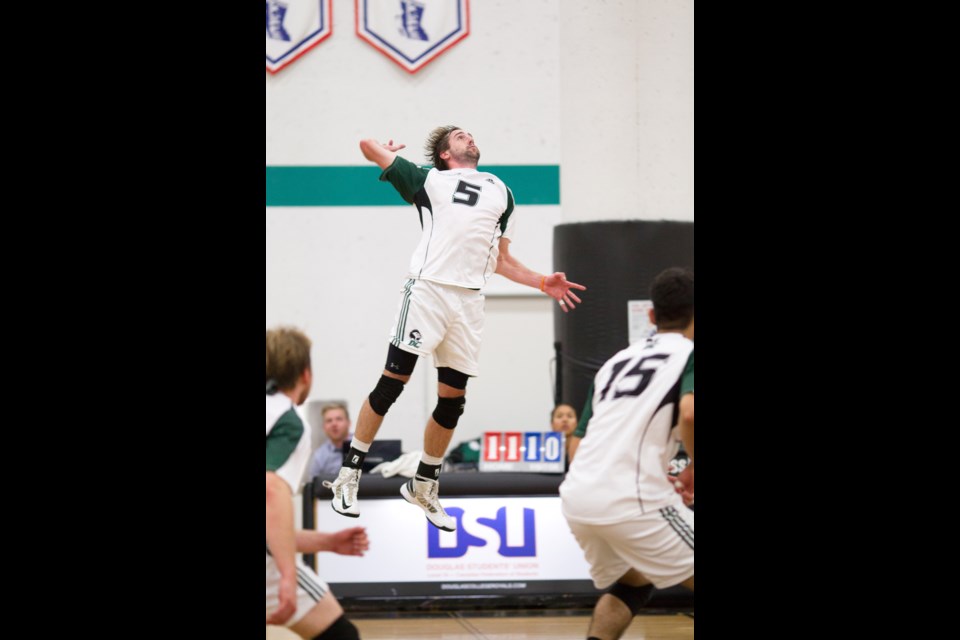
[266, 0, 693, 453]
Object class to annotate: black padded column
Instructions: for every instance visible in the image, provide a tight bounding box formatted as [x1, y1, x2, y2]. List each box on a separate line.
[553, 220, 693, 413]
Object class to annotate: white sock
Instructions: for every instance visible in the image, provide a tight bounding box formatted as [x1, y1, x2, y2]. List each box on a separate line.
[350, 439, 372, 453]
[420, 452, 443, 466]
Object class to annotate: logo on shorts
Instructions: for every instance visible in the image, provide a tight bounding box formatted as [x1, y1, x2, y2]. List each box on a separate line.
[408, 329, 422, 348]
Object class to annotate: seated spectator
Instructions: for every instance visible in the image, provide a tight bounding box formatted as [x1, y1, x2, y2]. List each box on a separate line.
[551, 403, 578, 466]
[307, 403, 353, 479]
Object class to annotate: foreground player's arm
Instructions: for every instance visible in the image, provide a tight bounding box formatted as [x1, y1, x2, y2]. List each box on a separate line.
[359, 138, 407, 170]
[678, 351, 694, 462]
[495, 238, 586, 312]
[675, 369, 694, 506]
[266, 472, 298, 625]
[296, 527, 370, 556]
[674, 463, 694, 506]
[679, 394, 694, 462]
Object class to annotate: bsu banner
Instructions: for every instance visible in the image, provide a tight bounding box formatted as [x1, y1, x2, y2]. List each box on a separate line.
[266, 0, 334, 74]
[356, 0, 470, 74]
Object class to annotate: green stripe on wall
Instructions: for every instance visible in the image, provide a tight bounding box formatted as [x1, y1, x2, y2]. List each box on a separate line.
[266, 165, 560, 206]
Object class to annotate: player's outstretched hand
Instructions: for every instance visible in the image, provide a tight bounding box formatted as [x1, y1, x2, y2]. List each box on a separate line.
[544, 272, 586, 313]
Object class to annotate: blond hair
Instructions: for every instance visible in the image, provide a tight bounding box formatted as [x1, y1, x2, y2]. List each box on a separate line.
[321, 403, 350, 421]
[265, 326, 312, 390]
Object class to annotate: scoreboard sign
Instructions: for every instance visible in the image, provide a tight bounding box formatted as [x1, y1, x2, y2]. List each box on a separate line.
[479, 431, 565, 473]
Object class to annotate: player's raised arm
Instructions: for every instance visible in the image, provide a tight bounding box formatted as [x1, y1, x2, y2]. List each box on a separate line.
[359, 138, 407, 169]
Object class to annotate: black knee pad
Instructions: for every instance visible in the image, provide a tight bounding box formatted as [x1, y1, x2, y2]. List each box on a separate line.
[385, 343, 418, 376]
[608, 582, 654, 616]
[437, 366, 469, 390]
[312, 614, 360, 640]
[369, 375, 405, 416]
[433, 395, 465, 429]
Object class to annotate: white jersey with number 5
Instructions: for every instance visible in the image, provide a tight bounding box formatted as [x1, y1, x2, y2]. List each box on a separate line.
[380, 156, 516, 290]
[560, 333, 694, 524]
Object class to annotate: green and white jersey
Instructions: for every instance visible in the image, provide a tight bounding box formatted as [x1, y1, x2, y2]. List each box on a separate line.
[265, 392, 311, 494]
[380, 156, 516, 290]
[560, 333, 694, 524]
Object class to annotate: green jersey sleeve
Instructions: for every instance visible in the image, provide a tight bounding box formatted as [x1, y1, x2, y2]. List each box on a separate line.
[572, 381, 595, 438]
[680, 351, 694, 396]
[266, 409, 304, 471]
[380, 156, 430, 204]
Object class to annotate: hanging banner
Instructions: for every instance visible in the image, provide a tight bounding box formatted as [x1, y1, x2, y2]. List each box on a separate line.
[266, 0, 334, 74]
[356, 0, 470, 74]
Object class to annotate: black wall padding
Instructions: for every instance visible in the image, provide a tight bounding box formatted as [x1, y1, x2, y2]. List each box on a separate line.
[553, 220, 693, 415]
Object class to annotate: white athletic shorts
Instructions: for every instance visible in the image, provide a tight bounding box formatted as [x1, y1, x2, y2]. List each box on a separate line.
[566, 504, 694, 589]
[265, 553, 331, 626]
[389, 278, 485, 376]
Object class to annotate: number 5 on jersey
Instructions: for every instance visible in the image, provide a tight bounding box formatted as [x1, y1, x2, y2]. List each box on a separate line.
[453, 180, 482, 206]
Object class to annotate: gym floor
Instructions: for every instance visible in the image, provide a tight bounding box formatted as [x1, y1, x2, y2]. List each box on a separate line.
[266, 607, 694, 639]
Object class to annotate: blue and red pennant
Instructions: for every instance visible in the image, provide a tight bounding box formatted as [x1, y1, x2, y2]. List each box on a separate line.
[266, 0, 334, 74]
[356, 0, 470, 74]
